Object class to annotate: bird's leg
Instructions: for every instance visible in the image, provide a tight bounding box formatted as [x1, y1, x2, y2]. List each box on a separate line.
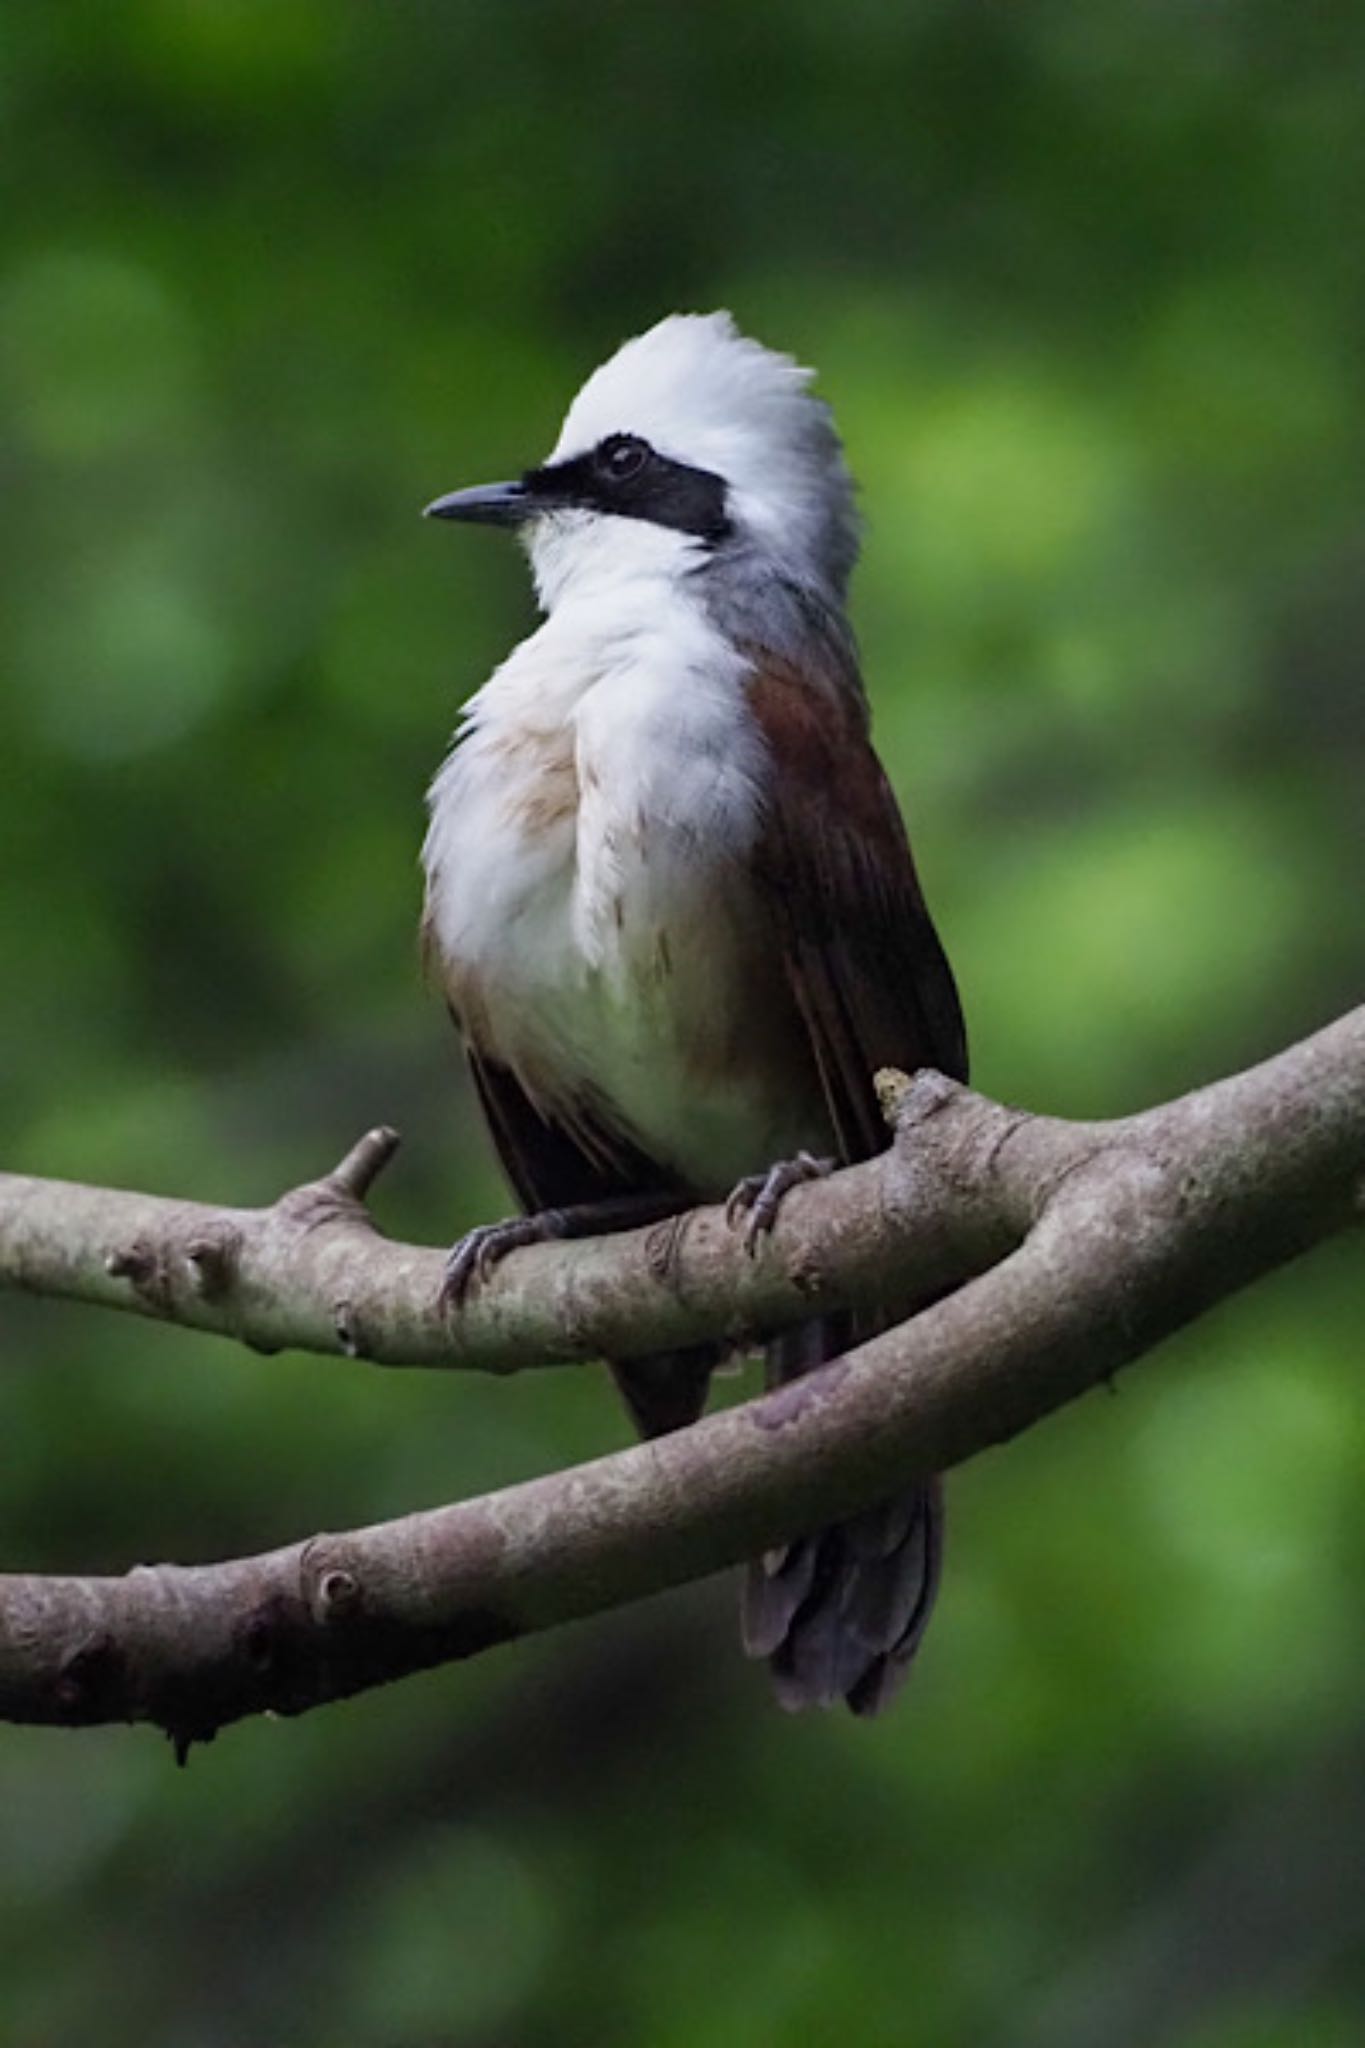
[725, 1150, 836, 1254]
[441, 1192, 689, 1309]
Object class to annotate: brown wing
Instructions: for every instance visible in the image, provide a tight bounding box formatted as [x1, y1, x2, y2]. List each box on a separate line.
[742, 642, 962, 1712]
[466, 1043, 713, 1440]
[466, 1039, 691, 1214]
[745, 642, 966, 1166]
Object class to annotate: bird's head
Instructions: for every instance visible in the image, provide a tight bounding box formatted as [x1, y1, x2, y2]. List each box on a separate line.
[425, 312, 858, 611]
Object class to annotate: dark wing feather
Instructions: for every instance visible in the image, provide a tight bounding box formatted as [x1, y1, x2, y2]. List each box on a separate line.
[467, 1043, 686, 1214]
[466, 1043, 714, 1440]
[745, 641, 967, 1165]
[742, 639, 963, 1713]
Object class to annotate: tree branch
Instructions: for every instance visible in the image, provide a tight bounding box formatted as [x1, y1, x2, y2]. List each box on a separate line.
[0, 1007, 1360, 1751]
[0, 1093, 1008, 1373]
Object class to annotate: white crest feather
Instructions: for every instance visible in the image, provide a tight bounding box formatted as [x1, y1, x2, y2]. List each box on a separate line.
[531, 311, 858, 606]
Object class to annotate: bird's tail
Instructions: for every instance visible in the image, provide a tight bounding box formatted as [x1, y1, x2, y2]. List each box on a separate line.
[740, 1315, 944, 1716]
[609, 1344, 719, 1441]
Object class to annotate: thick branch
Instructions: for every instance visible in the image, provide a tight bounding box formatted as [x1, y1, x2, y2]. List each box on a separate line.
[0, 1006, 1360, 1747]
[0, 1110, 1016, 1373]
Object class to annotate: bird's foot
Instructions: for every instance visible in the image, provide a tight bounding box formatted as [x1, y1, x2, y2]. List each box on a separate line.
[725, 1151, 835, 1254]
[440, 1191, 692, 1311]
[440, 1210, 568, 1310]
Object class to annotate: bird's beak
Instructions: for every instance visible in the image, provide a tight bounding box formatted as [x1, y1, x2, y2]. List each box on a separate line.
[423, 479, 533, 527]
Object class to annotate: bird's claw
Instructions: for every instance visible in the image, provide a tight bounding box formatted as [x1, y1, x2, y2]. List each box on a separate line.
[725, 1151, 834, 1254]
[439, 1211, 566, 1310]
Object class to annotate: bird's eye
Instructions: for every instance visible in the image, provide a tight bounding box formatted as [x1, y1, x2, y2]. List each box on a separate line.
[596, 434, 651, 483]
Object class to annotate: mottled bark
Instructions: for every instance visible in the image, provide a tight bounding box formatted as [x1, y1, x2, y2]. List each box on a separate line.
[0, 1006, 1360, 1751]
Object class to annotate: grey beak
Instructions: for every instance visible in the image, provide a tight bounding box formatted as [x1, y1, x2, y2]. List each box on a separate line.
[423, 479, 532, 527]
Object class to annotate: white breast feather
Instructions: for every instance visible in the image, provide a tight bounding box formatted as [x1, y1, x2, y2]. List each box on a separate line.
[423, 571, 802, 1189]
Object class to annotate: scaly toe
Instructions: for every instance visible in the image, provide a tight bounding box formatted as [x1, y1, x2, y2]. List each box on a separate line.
[725, 1173, 767, 1229]
[726, 1152, 836, 1255]
[439, 1215, 557, 1311]
[440, 1225, 499, 1309]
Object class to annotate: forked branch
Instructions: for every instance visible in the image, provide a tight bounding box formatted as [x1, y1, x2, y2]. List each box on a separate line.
[0, 1006, 1360, 1752]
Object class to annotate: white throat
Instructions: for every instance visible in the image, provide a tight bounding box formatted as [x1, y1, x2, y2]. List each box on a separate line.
[525, 506, 708, 615]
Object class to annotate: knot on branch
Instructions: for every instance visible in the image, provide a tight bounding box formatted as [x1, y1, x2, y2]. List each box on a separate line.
[332, 1300, 365, 1358]
[300, 1536, 367, 1624]
[53, 1631, 126, 1719]
[875, 1065, 962, 1129]
[105, 1235, 176, 1313]
[878, 1065, 1022, 1201]
[184, 1224, 242, 1301]
[107, 1216, 245, 1315]
[645, 1210, 691, 1285]
[236, 1591, 302, 1676]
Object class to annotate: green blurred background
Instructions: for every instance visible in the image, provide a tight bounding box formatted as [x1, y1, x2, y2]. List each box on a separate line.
[1, 5, 1361, 2044]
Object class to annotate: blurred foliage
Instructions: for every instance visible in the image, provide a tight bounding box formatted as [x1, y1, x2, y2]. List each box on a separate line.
[1, 5, 1361, 2045]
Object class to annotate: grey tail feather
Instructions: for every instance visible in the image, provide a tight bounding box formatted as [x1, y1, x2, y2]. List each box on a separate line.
[741, 1315, 945, 1716]
[609, 1344, 719, 1440]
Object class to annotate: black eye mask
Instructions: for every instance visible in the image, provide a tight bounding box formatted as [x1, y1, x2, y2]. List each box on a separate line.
[523, 434, 732, 544]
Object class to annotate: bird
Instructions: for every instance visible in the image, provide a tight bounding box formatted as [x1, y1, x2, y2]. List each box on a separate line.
[420, 312, 966, 1715]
